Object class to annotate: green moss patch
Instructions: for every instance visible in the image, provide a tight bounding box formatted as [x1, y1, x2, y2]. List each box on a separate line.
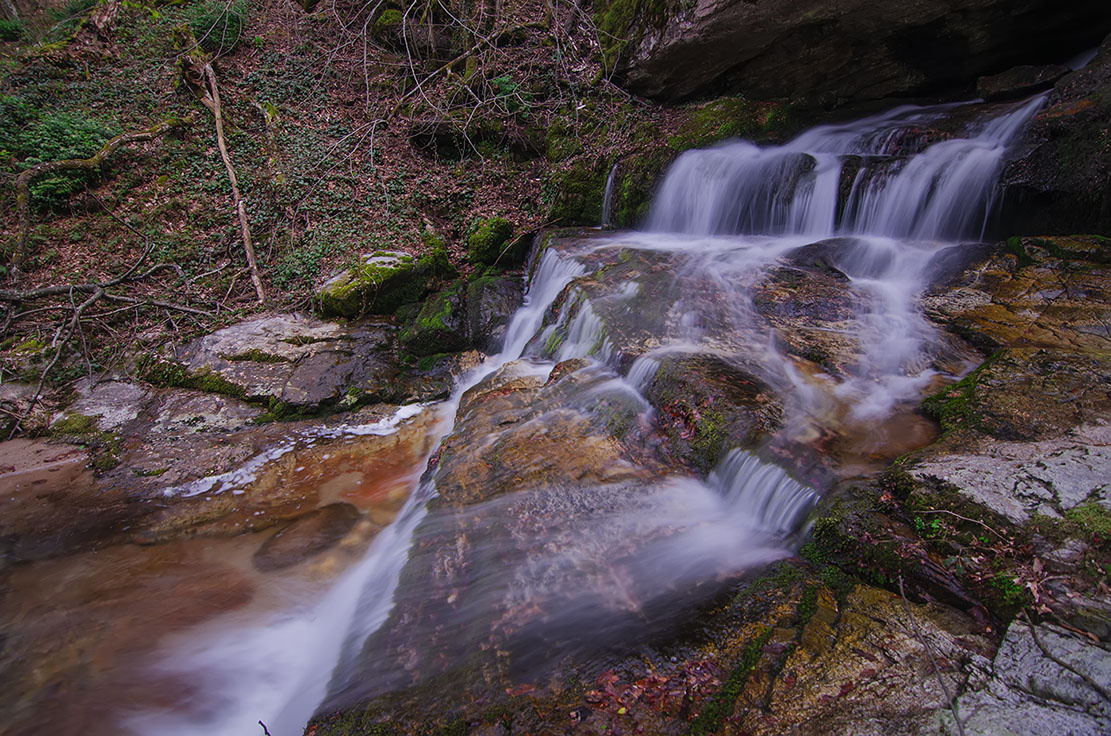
[318, 252, 430, 317]
[141, 358, 247, 399]
[400, 280, 469, 357]
[687, 627, 773, 736]
[467, 217, 515, 266]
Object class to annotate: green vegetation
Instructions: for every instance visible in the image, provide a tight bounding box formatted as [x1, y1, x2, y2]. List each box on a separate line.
[670, 97, 796, 150]
[400, 280, 467, 356]
[8, 110, 120, 208]
[467, 217, 514, 266]
[221, 348, 289, 363]
[140, 358, 247, 399]
[1063, 502, 1111, 538]
[50, 412, 99, 435]
[545, 163, 606, 225]
[921, 353, 998, 434]
[189, 0, 247, 56]
[49, 411, 125, 472]
[687, 627, 772, 735]
[0, 20, 23, 41]
[594, 0, 671, 69]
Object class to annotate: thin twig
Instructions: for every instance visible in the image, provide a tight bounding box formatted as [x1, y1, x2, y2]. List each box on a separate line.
[898, 575, 966, 736]
[1020, 611, 1111, 703]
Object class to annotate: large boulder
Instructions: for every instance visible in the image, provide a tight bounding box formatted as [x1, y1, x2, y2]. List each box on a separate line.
[317, 251, 430, 317]
[603, 0, 1110, 105]
[400, 273, 524, 357]
[150, 313, 404, 412]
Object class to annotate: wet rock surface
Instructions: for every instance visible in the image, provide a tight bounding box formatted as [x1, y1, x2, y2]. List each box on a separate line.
[253, 502, 362, 571]
[948, 620, 1111, 735]
[8, 222, 1111, 736]
[170, 313, 404, 409]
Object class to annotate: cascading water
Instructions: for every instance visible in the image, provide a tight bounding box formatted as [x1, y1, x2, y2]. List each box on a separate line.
[129, 94, 1045, 735]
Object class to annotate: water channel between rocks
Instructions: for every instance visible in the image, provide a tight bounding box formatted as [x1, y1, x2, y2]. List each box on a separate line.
[5, 93, 1048, 736]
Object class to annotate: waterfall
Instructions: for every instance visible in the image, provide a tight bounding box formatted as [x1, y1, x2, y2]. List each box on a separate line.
[648, 96, 1045, 240]
[601, 161, 619, 227]
[130, 94, 1046, 735]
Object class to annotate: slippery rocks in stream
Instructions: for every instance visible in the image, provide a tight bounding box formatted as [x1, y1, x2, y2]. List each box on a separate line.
[944, 620, 1111, 736]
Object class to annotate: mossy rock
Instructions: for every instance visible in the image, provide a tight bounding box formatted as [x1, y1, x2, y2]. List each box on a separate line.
[546, 163, 606, 226]
[318, 252, 428, 317]
[466, 217, 517, 266]
[641, 353, 781, 473]
[669, 96, 798, 151]
[399, 280, 470, 357]
[372, 9, 403, 43]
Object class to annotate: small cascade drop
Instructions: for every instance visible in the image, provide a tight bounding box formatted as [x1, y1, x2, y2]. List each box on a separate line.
[648, 96, 1045, 241]
[601, 162, 619, 228]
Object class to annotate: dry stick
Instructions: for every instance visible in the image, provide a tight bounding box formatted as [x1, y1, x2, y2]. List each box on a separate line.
[898, 575, 966, 736]
[202, 62, 266, 304]
[11, 115, 197, 270]
[1020, 611, 1111, 703]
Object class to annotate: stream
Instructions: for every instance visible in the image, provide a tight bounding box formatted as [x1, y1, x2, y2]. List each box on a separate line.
[2, 93, 1047, 736]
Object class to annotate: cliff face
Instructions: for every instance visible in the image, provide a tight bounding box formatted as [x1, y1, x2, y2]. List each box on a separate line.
[605, 0, 1111, 104]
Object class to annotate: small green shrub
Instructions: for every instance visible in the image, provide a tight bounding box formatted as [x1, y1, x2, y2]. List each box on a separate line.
[15, 112, 119, 209]
[372, 9, 402, 41]
[0, 19, 24, 41]
[189, 0, 246, 56]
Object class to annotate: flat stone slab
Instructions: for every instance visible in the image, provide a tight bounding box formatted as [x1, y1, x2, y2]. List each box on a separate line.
[174, 313, 401, 408]
[910, 422, 1111, 524]
[946, 620, 1111, 735]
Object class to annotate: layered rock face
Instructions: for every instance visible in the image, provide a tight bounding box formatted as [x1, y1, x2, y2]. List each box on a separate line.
[609, 0, 1111, 104]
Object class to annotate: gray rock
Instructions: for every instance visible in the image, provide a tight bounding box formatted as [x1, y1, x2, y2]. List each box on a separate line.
[147, 389, 264, 435]
[1001, 34, 1111, 235]
[910, 423, 1111, 524]
[173, 313, 402, 409]
[944, 621, 1111, 735]
[977, 64, 1071, 101]
[58, 378, 151, 431]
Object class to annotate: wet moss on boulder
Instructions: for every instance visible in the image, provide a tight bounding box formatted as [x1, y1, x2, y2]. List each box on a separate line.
[641, 353, 781, 473]
[466, 217, 516, 266]
[545, 162, 607, 225]
[317, 251, 430, 318]
[401, 271, 524, 357]
[399, 280, 470, 356]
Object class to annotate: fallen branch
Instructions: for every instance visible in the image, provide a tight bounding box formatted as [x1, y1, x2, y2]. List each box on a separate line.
[201, 62, 266, 304]
[11, 114, 198, 270]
